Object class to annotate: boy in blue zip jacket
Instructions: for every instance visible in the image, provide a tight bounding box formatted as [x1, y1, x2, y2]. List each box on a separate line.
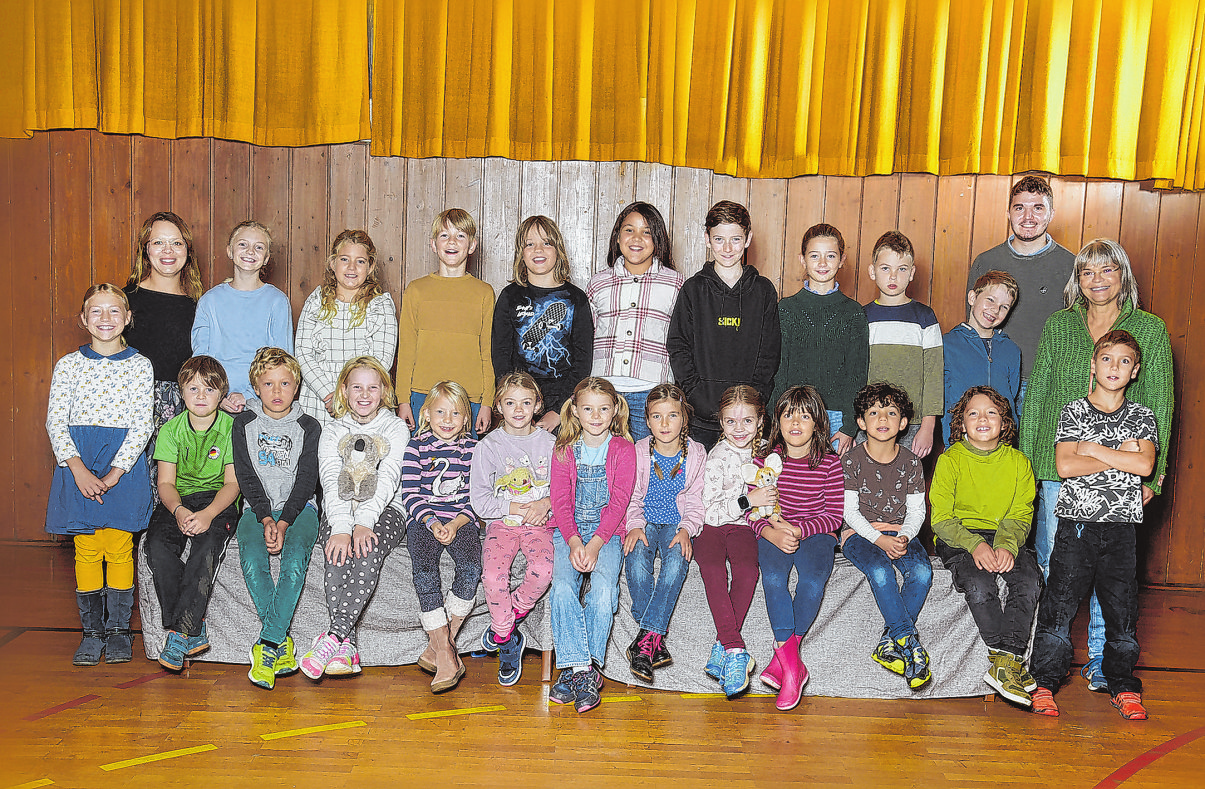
[942, 271, 1021, 446]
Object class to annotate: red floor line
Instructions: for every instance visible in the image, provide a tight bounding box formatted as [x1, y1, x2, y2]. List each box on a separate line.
[23, 693, 101, 721]
[114, 670, 170, 688]
[1093, 726, 1205, 788]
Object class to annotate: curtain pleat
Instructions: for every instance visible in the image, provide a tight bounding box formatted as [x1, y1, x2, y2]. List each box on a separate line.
[5, 0, 1205, 187]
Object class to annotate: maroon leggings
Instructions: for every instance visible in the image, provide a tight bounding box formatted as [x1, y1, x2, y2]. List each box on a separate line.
[693, 522, 761, 650]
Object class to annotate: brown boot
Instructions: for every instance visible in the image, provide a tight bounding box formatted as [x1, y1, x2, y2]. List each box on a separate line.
[447, 612, 467, 648]
[429, 625, 465, 693]
[416, 630, 439, 674]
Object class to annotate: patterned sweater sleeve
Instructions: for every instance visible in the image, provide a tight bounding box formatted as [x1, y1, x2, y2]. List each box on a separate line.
[367, 293, 398, 371]
[113, 356, 155, 471]
[702, 447, 744, 527]
[46, 355, 80, 464]
[295, 290, 337, 400]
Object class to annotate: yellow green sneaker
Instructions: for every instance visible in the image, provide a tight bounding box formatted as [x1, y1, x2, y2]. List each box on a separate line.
[871, 630, 906, 675]
[249, 643, 278, 690]
[274, 636, 299, 676]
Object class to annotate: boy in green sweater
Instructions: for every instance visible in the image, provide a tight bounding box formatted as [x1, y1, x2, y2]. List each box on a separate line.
[930, 385, 1042, 707]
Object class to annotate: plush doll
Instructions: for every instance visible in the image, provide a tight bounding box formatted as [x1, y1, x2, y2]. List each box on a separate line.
[337, 432, 391, 502]
[741, 452, 783, 519]
[492, 466, 550, 528]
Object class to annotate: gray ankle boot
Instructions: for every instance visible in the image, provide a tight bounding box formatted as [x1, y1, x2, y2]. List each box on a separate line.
[73, 590, 106, 666]
[104, 586, 136, 663]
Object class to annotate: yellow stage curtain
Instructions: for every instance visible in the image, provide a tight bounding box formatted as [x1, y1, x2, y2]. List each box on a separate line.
[372, 0, 1205, 188]
[9, 0, 369, 146]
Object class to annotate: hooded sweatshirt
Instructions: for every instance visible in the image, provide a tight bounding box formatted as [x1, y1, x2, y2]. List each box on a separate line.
[232, 398, 322, 526]
[667, 263, 781, 434]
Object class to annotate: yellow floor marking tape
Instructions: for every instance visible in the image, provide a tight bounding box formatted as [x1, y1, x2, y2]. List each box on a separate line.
[601, 695, 642, 703]
[260, 720, 367, 741]
[9, 779, 55, 789]
[99, 744, 217, 771]
[407, 705, 506, 720]
[679, 692, 775, 698]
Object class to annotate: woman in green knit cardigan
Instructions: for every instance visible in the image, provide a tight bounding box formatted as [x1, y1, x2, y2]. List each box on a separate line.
[1019, 238, 1173, 691]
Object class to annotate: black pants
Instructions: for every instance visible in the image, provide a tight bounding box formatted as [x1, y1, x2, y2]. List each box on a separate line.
[1032, 519, 1141, 695]
[144, 491, 237, 637]
[936, 532, 1042, 656]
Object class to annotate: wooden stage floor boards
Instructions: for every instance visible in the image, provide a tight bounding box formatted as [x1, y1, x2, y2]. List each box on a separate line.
[2, 543, 1203, 789]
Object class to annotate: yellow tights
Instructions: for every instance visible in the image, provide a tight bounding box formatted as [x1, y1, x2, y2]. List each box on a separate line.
[74, 529, 134, 591]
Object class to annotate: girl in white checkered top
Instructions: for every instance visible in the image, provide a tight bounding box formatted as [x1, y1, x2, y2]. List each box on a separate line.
[586, 202, 683, 443]
[295, 230, 398, 425]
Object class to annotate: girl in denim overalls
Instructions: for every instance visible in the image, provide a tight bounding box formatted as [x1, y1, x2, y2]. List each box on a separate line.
[547, 377, 636, 713]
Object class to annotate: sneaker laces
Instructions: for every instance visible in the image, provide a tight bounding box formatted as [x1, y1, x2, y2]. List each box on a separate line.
[640, 632, 660, 658]
[313, 634, 341, 661]
[258, 645, 277, 669]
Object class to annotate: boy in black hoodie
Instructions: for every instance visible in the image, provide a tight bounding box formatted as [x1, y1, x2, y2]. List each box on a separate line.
[667, 201, 781, 448]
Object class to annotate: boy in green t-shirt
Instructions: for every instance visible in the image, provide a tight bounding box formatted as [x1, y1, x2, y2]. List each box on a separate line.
[144, 355, 241, 671]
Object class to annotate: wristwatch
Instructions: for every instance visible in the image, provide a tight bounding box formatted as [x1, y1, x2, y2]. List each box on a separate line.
[737, 494, 751, 512]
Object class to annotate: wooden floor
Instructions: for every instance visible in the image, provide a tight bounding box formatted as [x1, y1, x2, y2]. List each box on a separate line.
[2, 543, 1203, 789]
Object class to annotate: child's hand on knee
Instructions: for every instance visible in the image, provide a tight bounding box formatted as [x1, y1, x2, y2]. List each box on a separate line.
[670, 527, 693, 562]
[352, 524, 379, 557]
[623, 528, 648, 556]
[972, 542, 999, 572]
[992, 547, 1016, 573]
[325, 533, 352, 565]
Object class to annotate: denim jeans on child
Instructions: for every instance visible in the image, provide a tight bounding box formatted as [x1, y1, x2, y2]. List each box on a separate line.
[236, 505, 320, 645]
[758, 532, 837, 643]
[621, 389, 653, 442]
[935, 530, 1042, 656]
[841, 532, 933, 641]
[1032, 519, 1142, 695]
[550, 444, 623, 668]
[625, 521, 690, 635]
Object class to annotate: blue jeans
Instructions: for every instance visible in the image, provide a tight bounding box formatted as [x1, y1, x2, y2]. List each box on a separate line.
[625, 522, 690, 635]
[841, 533, 933, 641]
[551, 528, 624, 668]
[621, 389, 652, 442]
[1017, 378, 1028, 418]
[236, 506, 320, 645]
[827, 409, 844, 451]
[758, 532, 837, 642]
[409, 391, 481, 439]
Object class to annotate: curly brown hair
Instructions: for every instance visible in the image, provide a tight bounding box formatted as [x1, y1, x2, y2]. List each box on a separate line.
[947, 385, 1017, 446]
[317, 229, 384, 327]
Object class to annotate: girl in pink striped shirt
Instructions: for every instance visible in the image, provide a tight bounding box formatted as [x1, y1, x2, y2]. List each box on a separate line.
[751, 385, 844, 711]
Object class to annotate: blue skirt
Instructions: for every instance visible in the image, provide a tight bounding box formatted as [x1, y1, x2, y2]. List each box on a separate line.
[45, 425, 153, 536]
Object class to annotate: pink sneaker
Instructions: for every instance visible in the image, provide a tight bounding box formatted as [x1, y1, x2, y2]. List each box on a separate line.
[300, 632, 341, 680]
[325, 639, 362, 676]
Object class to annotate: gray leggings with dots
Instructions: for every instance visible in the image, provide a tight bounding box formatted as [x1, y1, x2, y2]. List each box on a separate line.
[321, 505, 406, 643]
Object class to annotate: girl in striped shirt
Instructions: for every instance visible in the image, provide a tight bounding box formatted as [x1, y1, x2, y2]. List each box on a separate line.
[401, 380, 481, 694]
[752, 385, 843, 711]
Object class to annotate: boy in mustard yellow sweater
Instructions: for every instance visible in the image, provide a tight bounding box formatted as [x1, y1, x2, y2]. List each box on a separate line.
[396, 209, 496, 437]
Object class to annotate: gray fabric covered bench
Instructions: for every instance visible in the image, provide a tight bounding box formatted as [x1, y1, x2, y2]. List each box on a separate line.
[603, 554, 998, 699]
[136, 535, 553, 671]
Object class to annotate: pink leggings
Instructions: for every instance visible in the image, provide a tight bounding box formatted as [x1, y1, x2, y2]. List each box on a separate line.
[481, 521, 554, 637]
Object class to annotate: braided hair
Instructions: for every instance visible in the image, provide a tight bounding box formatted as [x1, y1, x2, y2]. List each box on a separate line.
[645, 383, 692, 479]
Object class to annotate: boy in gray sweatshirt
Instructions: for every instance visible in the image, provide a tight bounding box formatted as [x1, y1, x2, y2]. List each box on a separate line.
[232, 348, 322, 689]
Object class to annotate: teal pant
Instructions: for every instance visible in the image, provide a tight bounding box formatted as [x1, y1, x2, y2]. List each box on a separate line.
[236, 506, 320, 645]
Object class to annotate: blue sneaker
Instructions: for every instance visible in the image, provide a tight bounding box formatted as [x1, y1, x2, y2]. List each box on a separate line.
[549, 668, 577, 704]
[1081, 657, 1108, 692]
[721, 650, 756, 698]
[498, 629, 525, 687]
[480, 626, 504, 655]
[704, 641, 726, 681]
[184, 621, 209, 656]
[574, 669, 601, 713]
[158, 630, 188, 671]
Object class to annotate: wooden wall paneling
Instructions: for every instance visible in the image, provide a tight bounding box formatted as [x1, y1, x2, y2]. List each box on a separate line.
[931, 176, 977, 332]
[898, 174, 939, 309]
[517, 161, 558, 227]
[592, 161, 637, 272]
[402, 158, 446, 286]
[49, 131, 93, 361]
[0, 142, 15, 533]
[822, 176, 863, 296]
[555, 161, 599, 287]
[89, 133, 133, 287]
[1049, 177, 1086, 255]
[710, 173, 749, 208]
[445, 158, 486, 281]
[168, 138, 213, 288]
[782, 176, 825, 297]
[633, 162, 675, 229]
[747, 177, 787, 288]
[968, 174, 1010, 266]
[329, 142, 369, 235]
[366, 154, 407, 311]
[1146, 191, 1198, 584]
[130, 137, 172, 251]
[1081, 180, 1124, 243]
[1117, 182, 1161, 301]
[249, 147, 293, 317]
[210, 141, 253, 286]
[479, 158, 521, 289]
[671, 166, 712, 278]
[12, 135, 53, 538]
[856, 175, 901, 305]
[288, 146, 330, 313]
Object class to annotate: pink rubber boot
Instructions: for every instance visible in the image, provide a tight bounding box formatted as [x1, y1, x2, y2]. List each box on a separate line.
[775, 634, 808, 711]
[760, 646, 784, 690]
